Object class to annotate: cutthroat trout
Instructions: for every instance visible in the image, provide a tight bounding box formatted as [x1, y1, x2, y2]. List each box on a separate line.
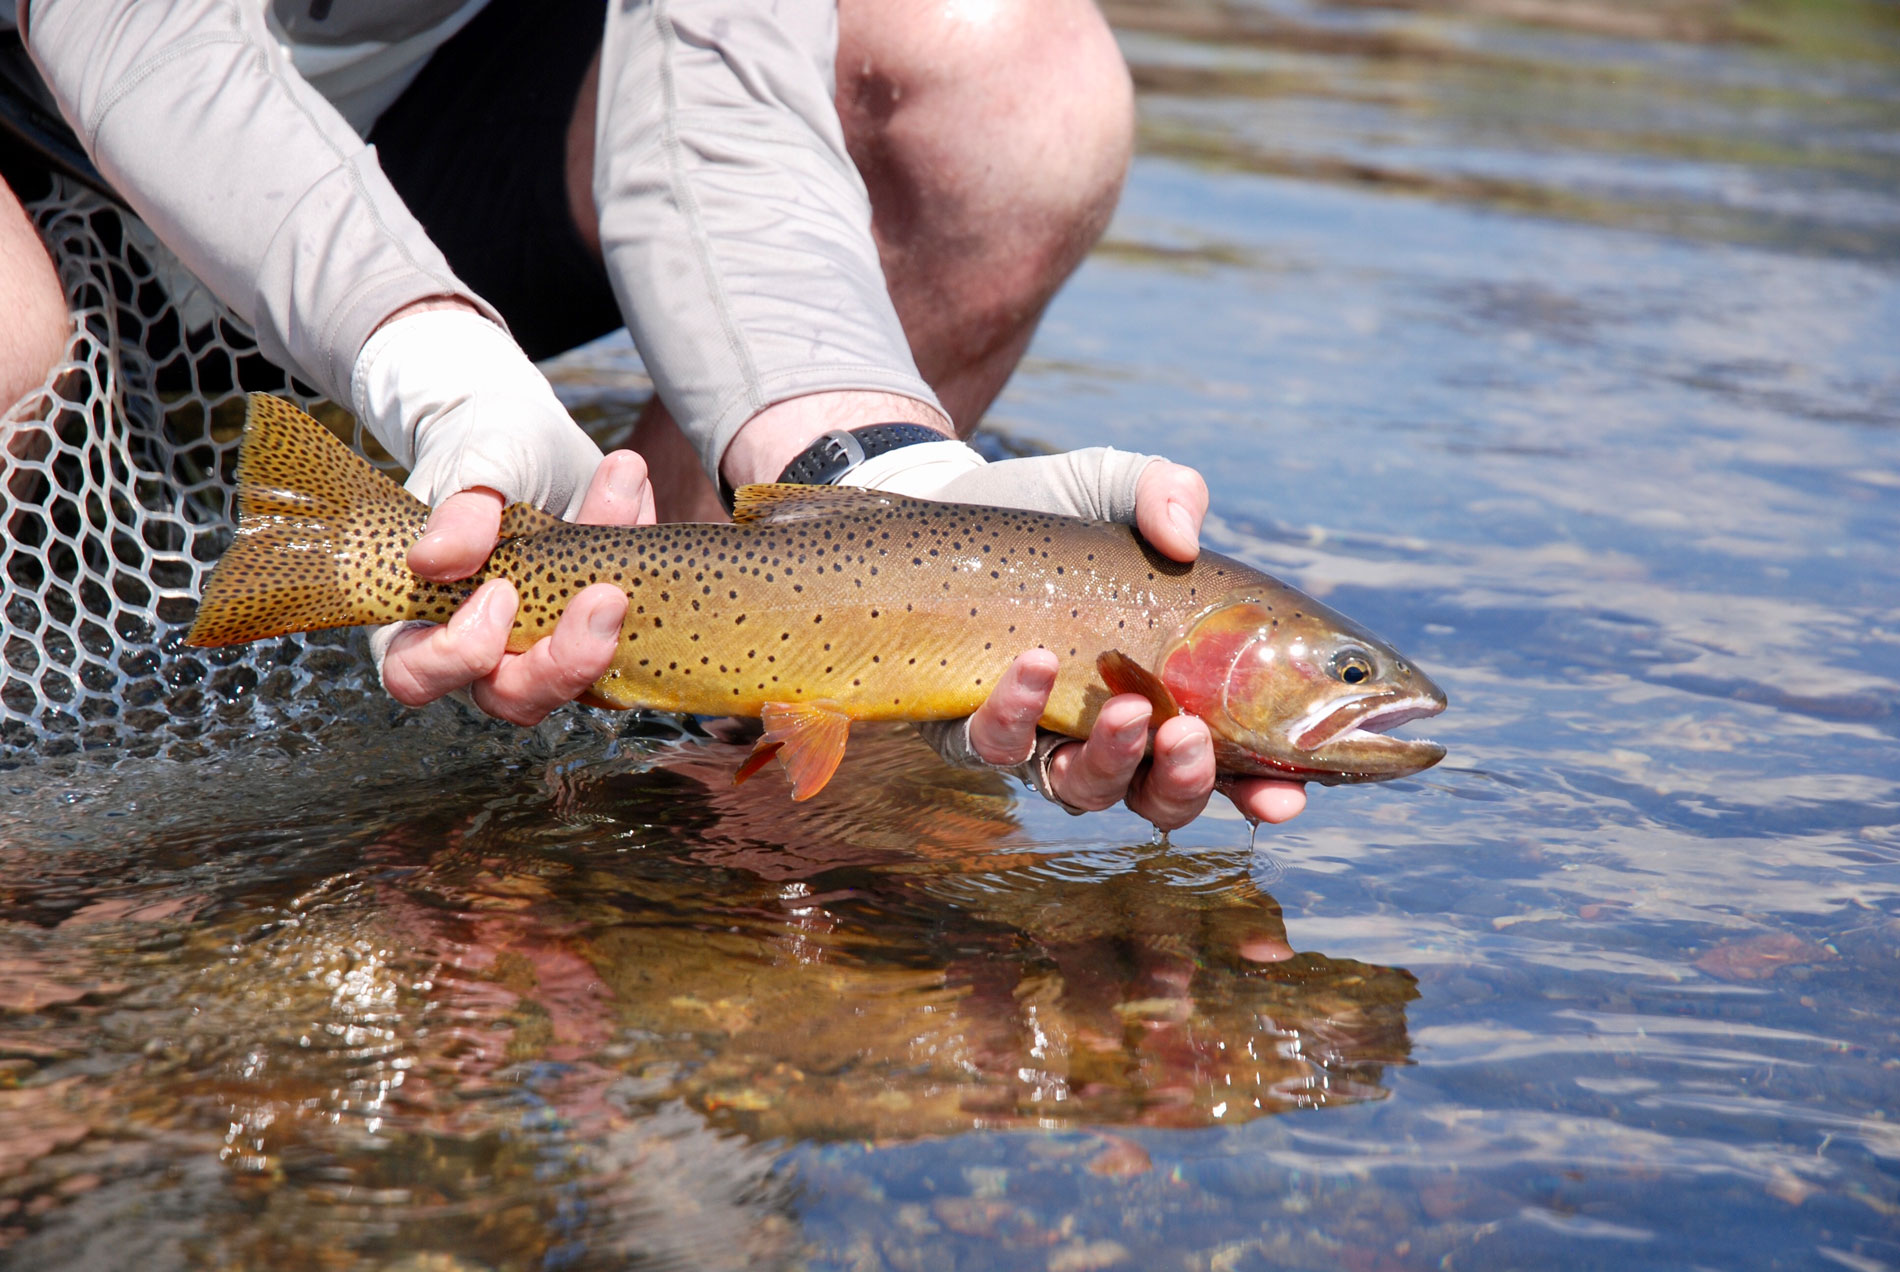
[188, 396, 1447, 800]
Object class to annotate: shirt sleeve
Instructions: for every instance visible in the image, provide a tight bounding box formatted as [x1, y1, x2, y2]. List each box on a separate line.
[23, 0, 502, 405]
[593, 0, 944, 482]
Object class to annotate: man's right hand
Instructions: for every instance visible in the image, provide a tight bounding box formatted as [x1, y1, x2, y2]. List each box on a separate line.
[378, 453, 654, 724]
[352, 303, 657, 723]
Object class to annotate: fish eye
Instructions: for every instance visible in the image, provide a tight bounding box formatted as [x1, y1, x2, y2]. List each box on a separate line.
[1332, 649, 1374, 685]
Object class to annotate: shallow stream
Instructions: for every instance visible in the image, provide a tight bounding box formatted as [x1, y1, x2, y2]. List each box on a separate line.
[4, 1, 1899, 1267]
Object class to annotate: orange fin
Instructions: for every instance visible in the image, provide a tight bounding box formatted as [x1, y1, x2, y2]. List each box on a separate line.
[498, 502, 563, 538]
[1097, 650, 1180, 724]
[732, 739, 785, 787]
[735, 700, 853, 800]
[729, 482, 898, 525]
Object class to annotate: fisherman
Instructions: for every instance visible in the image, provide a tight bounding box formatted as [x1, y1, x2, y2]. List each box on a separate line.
[0, 0, 1305, 830]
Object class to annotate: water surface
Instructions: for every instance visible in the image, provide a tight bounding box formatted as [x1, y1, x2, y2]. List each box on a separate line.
[4, 1, 1899, 1267]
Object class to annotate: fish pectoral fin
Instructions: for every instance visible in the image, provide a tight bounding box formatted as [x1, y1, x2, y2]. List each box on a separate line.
[739, 700, 853, 801]
[1097, 650, 1181, 724]
[497, 502, 564, 539]
[729, 483, 899, 524]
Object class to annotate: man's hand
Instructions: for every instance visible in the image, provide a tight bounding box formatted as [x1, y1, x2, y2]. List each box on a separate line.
[954, 462, 1306, 831]
[352, 303, 656, 723]
[378, 451, 655, 724]
[827, 433, 1307, 830]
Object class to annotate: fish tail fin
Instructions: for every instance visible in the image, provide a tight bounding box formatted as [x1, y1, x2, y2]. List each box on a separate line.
[185, 395, 435, 647]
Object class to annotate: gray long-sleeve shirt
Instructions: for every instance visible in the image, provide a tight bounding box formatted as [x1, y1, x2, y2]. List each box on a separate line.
[20, 0, 938, 478]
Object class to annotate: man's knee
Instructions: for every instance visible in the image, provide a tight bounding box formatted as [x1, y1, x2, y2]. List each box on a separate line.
[838, 0, 1135, 255]
[0, 178, 68, 410]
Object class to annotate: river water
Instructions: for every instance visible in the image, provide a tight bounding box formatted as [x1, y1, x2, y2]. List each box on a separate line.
[3, 1, 1899, 1268]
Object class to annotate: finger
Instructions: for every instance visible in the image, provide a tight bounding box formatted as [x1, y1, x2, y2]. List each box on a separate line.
[469, 583, 628, 726]
[410, 487, 505, 580]
[577, 449, 656, 527]
[1237, 935, 1296, 963]
[966, 648, 1060, 765]
[1219, 776, 1308, 825]
[1133, 461, 1208, 563]
[1125, 714, 1217, 831]
[380, 578, 515, 706]
[1046, 694, 1152, 812]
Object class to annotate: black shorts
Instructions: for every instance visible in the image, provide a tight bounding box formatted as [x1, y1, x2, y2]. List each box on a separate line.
[369, 0, 621, 360]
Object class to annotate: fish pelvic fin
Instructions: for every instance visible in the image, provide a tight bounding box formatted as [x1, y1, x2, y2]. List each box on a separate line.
[1097, 650, 1181, 724]
[731, 739, 784, 787]
[735, 700, 853, 801]
[185, 394, 435, 647]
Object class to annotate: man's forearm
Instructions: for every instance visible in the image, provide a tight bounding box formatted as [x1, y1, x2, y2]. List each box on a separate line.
[718, 390, 951, 490]
[593, 0, 947, 486]
[24, 0, 496, 403]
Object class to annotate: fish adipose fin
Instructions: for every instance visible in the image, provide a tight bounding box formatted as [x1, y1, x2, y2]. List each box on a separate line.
[186, 395, 433, 648]
[1097, 650, 1180, 723]
[729, 483, 898, 525]
[734, 700, 853, 800]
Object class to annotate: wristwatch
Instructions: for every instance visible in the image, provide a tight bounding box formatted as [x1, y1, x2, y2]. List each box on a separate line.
[723, 422, 948, 510]
[777, 423, 948, 485]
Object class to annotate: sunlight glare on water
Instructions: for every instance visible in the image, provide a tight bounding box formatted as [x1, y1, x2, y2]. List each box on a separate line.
[3, 1, 1899, 1268]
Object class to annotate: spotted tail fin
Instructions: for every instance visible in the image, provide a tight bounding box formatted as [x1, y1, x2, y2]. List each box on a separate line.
[185, 395, 443, 647]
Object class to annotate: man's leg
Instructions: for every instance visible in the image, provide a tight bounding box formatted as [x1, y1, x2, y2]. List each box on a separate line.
[575, 0, 1136, 520]
[834, 0, 1135, 426]
[0, 177, 68, 412]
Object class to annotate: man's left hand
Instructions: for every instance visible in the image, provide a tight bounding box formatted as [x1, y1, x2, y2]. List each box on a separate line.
[843, 444, 1307, 830]
[957, 461, 1306, 831]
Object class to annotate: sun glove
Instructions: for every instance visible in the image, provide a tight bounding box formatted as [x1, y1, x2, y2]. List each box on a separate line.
[350, 308, 604, 515]
[838, 438, 1158, 523]
[351, 309, 606, 693]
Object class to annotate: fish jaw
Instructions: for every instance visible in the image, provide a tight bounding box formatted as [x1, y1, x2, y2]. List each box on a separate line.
[1216, 695, 1451, 783]
[1277, 690, 1448, 784]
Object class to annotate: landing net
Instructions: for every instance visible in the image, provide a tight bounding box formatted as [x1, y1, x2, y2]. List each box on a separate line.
[0, 176, 386, 763]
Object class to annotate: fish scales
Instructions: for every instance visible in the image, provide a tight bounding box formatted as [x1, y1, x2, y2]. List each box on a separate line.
[188, 396, 1447, 800]
[469, 503, 1235, 729]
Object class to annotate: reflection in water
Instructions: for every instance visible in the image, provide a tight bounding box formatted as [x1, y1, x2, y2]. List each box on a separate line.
[6, 0, 1900, 1266]
[0, 727, 1414, 1267]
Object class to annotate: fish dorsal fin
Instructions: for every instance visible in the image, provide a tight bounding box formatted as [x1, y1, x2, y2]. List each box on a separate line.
[498, 502, 564, 539]
[733, 700, 854, 800]
[729, 483, 898, 524]
[1097, 650, 1181, 724]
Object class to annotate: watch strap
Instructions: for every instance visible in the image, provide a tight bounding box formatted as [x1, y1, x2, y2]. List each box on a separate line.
[722, 422, 950, 512]
[776, 423, 950, 486]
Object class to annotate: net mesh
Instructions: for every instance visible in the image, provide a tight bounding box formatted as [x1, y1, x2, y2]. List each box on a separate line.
[1, 175, 387, 764]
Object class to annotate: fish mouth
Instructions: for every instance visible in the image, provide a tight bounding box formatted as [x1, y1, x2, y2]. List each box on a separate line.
[1292, 694, 1444, 751]
[1284, 692, 1447, 778]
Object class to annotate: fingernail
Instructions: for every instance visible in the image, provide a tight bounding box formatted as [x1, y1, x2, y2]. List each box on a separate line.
[1238, 936, 1295, 964]
[1167, 501, 1198, 549]
[1113, 717, 1147, 745]
[1020, 661, 1056, 694]
[448, 584, 490, 634]
[588, 602, 625, 641]
[1175, 732, 1208, 766]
